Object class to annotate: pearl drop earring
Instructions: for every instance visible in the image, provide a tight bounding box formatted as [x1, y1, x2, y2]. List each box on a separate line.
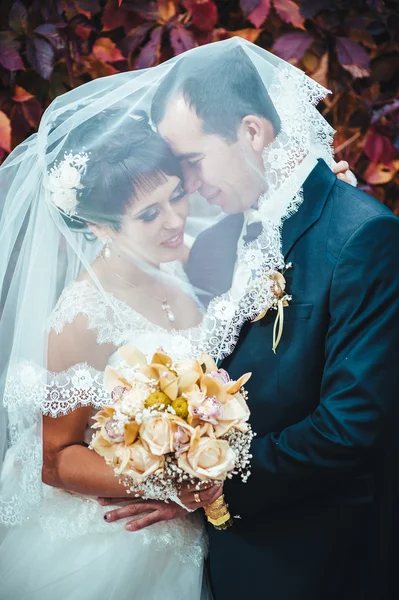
[103, 238, 112, 259]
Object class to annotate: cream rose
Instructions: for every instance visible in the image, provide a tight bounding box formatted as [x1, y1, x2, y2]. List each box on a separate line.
[140, 414, 176, 456]
[213, 393, 250, 438]
[178, 432, 235, 481]
[116, 441, 163, 484]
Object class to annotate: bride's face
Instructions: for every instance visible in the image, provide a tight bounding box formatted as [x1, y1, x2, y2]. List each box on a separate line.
[112, 175, 189, 266]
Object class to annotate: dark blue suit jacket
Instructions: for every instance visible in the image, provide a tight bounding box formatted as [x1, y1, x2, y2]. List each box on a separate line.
[186, 160, 399, 600]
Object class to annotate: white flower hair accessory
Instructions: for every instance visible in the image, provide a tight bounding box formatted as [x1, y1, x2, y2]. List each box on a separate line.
[47, 151, 89, 216]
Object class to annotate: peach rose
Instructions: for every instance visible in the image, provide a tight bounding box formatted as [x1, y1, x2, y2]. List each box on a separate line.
[140, 414, 176, 456]
[178, 430, 235, 481]
[213, 392, 250, 438]
[115, 440, 163, 484]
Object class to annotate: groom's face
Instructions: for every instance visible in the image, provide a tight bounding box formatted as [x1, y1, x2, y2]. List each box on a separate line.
[158, 94, 273, 214]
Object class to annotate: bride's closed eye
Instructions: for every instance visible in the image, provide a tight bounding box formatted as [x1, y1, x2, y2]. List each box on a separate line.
[135, 183, 186, 224]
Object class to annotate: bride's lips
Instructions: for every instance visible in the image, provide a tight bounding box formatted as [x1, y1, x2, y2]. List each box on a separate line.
[161, 231, 184, 249]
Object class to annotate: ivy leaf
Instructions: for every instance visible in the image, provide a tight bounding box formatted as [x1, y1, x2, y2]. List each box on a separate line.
[26, 37, 54, 80]
[364, 129, 397, 166]
[363, 160, 399, 185]
[0, 110, 12, 153]
[102, 0, 127, 31]
[9, 0, 30, 36]
[273, 32, 313, 61]
[273, 0, 305, 29]
[34, 24, 65, 49]
[299, 0, 331, 18]
[21, 99, 42, 128]
[12, 85, 35, 102]
[74, 0, 102, 17]
[228, 28, 262, 43]
[336, 37, 370, 78]
[247, 0, 271, 28]
[0, 32, 24, 71]
[239, 0, 260, 16]
[135, 26, 163, 69]
[189, 1, 218, 32]
[170, 24, 196, 55]
[120, 23, 152, 58]
[311, 52, 329, 88]
[93, 38, 125, 62]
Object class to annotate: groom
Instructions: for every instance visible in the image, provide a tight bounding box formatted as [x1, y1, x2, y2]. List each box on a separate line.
[103, 43, 399, 599]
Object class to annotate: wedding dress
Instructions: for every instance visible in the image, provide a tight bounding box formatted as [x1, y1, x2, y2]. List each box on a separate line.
[0, 279, 210, 600]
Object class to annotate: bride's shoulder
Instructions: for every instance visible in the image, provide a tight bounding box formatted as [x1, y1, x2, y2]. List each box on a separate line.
[47, 279, 107, 335]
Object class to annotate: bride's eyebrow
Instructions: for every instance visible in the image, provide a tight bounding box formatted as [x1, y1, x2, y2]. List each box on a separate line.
[175, 151, 202, 160]
[131, 203, 158, 218]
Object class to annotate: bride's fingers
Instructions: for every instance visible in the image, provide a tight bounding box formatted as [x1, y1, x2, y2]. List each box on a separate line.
[103, 501, 155, 522]
[179, 484, 223, 509]
[97, 497, 139, 506]
[125, 511, 161, 532]
[332, 160, 349, 175]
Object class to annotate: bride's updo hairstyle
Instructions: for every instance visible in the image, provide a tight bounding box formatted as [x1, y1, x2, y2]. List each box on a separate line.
[49, 110, 182, 233]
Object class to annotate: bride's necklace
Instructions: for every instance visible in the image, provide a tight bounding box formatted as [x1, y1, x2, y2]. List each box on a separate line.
[101, 253, 176, 324]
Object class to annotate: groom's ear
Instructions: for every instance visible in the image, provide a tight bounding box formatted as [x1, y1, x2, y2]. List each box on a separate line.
[241, 115, 275, 154]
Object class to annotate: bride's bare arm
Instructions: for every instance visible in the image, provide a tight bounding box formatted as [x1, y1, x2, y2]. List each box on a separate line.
[42, 408, 133, 497]
[42, 314, 135, 498]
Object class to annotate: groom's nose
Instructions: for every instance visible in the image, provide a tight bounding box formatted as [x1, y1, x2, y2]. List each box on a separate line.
[181, 162, 202, 194]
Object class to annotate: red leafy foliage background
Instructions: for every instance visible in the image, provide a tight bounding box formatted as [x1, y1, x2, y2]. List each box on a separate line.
[0, 0, 398, 211]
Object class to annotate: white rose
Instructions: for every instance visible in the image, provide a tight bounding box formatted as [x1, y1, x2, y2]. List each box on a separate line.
[58, 163, 81, 188]
[52, 188, 77, 214]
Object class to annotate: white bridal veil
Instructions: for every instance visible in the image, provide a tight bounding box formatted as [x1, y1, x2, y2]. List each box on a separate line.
[0, 37, 334, 527]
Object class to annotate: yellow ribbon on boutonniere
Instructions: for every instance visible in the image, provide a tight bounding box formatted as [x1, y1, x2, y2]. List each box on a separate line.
[251, 263, 293, 353]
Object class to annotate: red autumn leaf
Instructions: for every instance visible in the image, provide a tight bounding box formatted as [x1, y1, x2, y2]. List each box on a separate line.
[121, 23, 152, 58]
[0, 111, 11, 153]
[299, 0, 331, 18]
[21, 99, 42, 128]
[102, 0, 126, 31]
[118, 0, 123, 5]
[229, 28, 262, 43]
[9, 0, 29, 36]
[363, 161, 399, 185]
[75, 24, 93, 40]
[82, 56, 118, 78]
[26, 37, 54, 80]
[0, 32, 24, 71]
[248, 0, 271, 28]
[311, 52, 329, 88]
[273, 0, 305, 29]
[93, 38, 125, 62]
[34, 24, 65, 50]
[336, 37, 370, 78]
[135, 26, 163, 69]
[364, 130, 397, 166]
[189, 1, 218, 32]
[273, 32, 313, 61]
[170, 24, 196, 55]
[12, 86, 35, 102]
[74, 0, 101, 17]
[240, 0, 261, 17]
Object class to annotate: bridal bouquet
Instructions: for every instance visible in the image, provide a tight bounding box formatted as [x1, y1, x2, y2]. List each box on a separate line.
[89, 346, 253, 529]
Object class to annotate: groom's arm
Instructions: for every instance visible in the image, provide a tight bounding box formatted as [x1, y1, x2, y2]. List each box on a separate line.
[227, 213, 399, 516]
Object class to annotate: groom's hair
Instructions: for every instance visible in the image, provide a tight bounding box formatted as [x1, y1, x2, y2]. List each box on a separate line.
[151, 43, 281, 143]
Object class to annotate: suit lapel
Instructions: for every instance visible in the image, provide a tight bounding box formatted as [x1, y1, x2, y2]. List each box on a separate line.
[282, 159, 336, 259]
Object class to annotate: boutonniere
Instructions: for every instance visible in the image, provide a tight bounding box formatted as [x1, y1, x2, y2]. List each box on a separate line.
[252, 263, 293, 354]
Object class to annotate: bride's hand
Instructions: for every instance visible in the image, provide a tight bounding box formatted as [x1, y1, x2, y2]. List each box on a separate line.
[178, 481, 223, 511]
[100, 499, 189, 531]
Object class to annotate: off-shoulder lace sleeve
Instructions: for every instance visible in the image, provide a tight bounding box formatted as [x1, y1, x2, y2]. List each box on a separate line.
[4, 362, 108, 418]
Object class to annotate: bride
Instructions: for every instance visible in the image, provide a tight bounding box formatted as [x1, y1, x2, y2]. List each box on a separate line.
[0, 100, 220, 598]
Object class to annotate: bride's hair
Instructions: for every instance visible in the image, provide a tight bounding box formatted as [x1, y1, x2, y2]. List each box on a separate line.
[50, 110, 182, 233]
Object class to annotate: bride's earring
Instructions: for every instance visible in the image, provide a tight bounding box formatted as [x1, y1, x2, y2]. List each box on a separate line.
[103, 238, 112, 259]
